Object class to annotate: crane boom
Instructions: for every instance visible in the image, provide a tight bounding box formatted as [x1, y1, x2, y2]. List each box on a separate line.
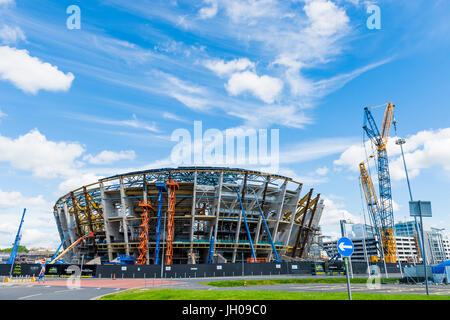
[362, 102, 397, 263]
[7, 209, 26, 265]
[49, 232, 93, 264]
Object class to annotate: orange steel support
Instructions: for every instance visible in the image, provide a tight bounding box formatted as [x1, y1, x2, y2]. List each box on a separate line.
[137, 201, 154, 265]
[165, 180, 179, 265]
[247, 257, 268, 263]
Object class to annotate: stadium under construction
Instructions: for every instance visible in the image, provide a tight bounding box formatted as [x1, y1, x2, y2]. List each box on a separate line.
[52, 167, 324, 265]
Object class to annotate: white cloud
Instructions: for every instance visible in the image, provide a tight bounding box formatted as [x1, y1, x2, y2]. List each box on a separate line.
[316, 166, 329, 176]
[171, 92, 210, 111]
[304, 0, 350, 37]
[83, 150, 136, 165]
[0, 46, 74, 94]
[334, 128, 450, 181]
[0, 189, 57, 249]
[90, 35, 151, 64]
[320, 196, 361, 227]
[162, 74, 212, 111]
[228, 104, 311, 128]
[69, 113, 159, 133]
[204, 58, 255, 77]
[0, 189, 47, 209]
[222, 0, 280, 23]
[57, 173, 103, 194]
[0, 108, 6, 118]
[199, 0, 219, 19]
[280, 137, 357, 164]
[0, 25, 25, 44]
[226, 70, 283, 103]
[0, 0, 14, 5]
[0, 129, 85, 178]
[162, 111, 189, 123]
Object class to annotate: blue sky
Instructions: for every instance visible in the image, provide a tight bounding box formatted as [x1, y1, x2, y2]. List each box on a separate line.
[0, 0, 449, 248]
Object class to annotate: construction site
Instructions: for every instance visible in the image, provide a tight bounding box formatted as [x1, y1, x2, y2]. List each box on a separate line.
[51, 167, 324, 266]
[1, 103, 448, 298]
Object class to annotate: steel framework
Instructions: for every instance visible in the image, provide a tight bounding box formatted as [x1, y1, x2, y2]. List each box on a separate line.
[52, 167, 324, 264]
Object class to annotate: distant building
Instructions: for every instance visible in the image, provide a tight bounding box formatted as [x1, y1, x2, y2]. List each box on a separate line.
[395, 236, 420, 263]
[394, 220, 419, 238]
[423, 228, 449, 265]
[351, 224, 375, 239]
[323, 223, 420, 263]
[323, 222, 450, 265]
[0, 253, 10, 264]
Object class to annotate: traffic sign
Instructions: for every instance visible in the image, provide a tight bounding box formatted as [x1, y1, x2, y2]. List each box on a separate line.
[337, 237, 354, 257]
[409, 201, 432, 217]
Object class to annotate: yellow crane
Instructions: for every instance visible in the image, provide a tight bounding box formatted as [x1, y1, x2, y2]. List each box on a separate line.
[361, 102, 397, 263]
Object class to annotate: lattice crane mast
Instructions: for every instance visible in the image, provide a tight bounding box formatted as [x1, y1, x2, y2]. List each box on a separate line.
[362, 102, 397, 263]
[359, 162, 384, 262]
[7, 209, 26, 265]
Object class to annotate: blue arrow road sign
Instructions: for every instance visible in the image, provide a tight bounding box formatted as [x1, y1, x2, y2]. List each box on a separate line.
[337, 237, 354, 257]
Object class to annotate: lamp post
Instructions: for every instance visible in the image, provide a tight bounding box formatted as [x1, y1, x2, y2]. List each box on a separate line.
[417, 201, 430, 295]
[396, 138, 427, 287]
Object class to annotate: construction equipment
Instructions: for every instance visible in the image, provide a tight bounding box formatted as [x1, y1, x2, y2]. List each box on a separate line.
[252, 189, 281, 262]
[154, 182, 167, 265]
[137, 201, 154, 265]
[359, 161, 385, 263]
[49, 232, 94, 264]
[165, 180, 179, 266]
[7, 209, 27, 265]
[50, 220, 75, 264]
[207, 235, 215, 264]
[362, 102, 397, 263]
[235, 189, 257, 263]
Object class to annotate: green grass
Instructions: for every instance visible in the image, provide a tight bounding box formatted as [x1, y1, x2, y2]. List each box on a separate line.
[200, 277, 400, 287]
[99, 288, 450, 300]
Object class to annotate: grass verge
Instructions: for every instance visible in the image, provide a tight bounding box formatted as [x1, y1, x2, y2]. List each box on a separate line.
[200, 277, 400, 287]
[99, 288, 449, 300]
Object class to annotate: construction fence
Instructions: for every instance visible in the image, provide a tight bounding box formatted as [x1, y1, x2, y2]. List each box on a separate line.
[0, 261, 408, 279]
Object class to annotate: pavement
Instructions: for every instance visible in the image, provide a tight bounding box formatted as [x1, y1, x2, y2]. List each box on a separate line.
[0, 274, 448, 300]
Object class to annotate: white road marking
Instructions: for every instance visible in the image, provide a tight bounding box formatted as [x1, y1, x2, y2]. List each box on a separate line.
[17, 293, 42, 300]
[54, 289, 77, 293]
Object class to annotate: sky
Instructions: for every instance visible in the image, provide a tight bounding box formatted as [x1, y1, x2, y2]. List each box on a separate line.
[0, 0, 449, 249]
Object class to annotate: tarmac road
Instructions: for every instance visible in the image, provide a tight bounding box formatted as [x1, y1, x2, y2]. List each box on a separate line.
[0, 283, 120, 300]
[0, 275, 448, 299]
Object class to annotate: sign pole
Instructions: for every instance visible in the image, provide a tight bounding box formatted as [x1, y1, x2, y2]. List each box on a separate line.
[344, 257, 352, 300]
[338, 221, 354, 301]
[418, 201, 429, 295]
[409, 200, 432, 296]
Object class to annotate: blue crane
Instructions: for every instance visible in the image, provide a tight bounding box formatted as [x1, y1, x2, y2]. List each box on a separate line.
[207, 235, 215, 264]
[362, 102, 397, 263]
[234, 189, 257, 262]
[154, 182, 167, 265]
[7, 209, 26, 265]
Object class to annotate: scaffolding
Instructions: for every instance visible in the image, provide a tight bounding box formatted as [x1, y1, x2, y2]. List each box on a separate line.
[137, 201, 154, 265]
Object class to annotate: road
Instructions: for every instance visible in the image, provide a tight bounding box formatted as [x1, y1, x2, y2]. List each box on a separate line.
[0, 283, 119, 300]
[0, 275, 448, 299]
